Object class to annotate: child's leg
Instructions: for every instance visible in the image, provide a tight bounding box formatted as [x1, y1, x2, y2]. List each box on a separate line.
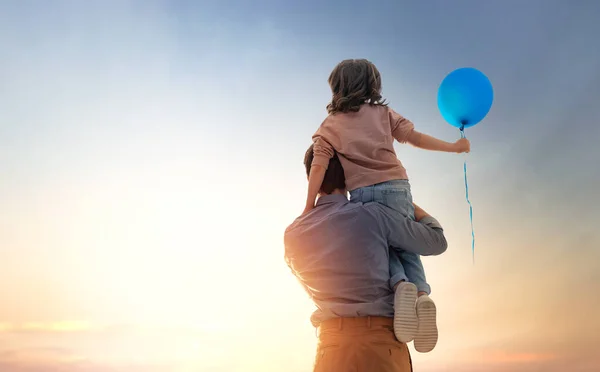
[399, 251, 437, 353]
[370, 181, 423, 343]
[398, 251, 430, 295]
[350, 181, 435, 345]
[370, 180, 437, 350]
[390, 251, 418, 343]
[350, 181, 415, 291]
[350, 183, 419, 341]
[374, 180, 432, 294]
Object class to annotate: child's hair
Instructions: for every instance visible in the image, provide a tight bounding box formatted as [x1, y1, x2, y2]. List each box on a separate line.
[326, 59, 387, 115]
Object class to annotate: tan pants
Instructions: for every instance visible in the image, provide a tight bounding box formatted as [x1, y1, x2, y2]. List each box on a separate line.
[314, 317, 413, 372]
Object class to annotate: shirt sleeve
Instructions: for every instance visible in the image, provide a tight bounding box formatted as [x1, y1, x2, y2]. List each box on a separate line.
[311, 134, 335, 170]
[388, 108, 417, 144]
[371, 204, 448, 256]
[418, 216, 443, 230]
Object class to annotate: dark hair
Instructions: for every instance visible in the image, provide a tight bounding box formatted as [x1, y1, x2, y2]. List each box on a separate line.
[304, 144, 346, 194]
[326, 59, 387, 115]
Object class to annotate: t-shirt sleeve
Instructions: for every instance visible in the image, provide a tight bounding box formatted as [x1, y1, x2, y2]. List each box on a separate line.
[311, 132, 335, 170]
[388, 108, 417, 144]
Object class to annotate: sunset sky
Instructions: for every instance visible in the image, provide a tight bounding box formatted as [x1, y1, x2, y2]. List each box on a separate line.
[1, 1, 599, 371]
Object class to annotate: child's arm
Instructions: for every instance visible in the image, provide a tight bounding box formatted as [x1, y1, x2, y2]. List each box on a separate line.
[304, 136, 335, 214]
[303, 165, 326, 214]
[389, 110, 470, 153]
[407, 131, 470, 153]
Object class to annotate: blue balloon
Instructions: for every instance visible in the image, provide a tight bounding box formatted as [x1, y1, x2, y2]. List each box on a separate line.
[437, 67, 494, 129]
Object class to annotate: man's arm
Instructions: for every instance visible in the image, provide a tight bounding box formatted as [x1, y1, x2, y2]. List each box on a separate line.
[372, 203, 448, 256]
[413, 203, 430, 222]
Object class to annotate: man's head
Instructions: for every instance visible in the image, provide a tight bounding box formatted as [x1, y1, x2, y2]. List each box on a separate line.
[304, 144, 346, 195]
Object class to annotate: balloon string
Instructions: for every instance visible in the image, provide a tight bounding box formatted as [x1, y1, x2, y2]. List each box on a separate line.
[460, 127, 475, 265]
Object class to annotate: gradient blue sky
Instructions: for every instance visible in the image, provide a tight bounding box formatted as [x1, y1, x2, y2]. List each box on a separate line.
[1, 1, 599, 371]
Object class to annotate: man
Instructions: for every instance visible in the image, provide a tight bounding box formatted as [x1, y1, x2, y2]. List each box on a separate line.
[284, 145, 448, 372]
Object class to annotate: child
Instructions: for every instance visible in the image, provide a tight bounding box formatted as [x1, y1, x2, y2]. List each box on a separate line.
[304, 59, 470, 353]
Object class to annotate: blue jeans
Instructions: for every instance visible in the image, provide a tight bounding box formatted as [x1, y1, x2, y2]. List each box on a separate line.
[349, 180, 431, 294]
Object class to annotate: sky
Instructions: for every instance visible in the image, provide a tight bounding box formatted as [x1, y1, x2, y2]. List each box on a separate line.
[1, 0, 599, 371]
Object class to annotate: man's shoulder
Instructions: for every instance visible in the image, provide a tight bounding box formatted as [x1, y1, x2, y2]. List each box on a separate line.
[285, 202, 372, 237]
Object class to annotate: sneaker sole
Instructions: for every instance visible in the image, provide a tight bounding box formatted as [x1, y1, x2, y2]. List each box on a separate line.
[393, 283, 418, 342]
[414, 298, 438, 353]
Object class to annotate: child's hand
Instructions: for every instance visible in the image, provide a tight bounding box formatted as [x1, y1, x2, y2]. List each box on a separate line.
[453, 138, 471, 153]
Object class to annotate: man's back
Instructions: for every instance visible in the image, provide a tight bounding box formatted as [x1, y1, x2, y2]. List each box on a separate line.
[288, 143, 447, 371]
[285, 194, 446, 326]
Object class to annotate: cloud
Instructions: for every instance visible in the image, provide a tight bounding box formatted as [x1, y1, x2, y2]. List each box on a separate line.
[0, 321, 92, 333]
[0, 346, 231, 372]
[440, 347, 600, 372]
[0, 347, 89, 372]
[0, 322, 244, 371]
[473, 350, 557, 364]
[0, 347, 182, 372]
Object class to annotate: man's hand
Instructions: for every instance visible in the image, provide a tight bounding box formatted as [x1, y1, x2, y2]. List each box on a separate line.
[452, 138, 471, 153]
[385, 202, 448, 256]
[413, 203, 429, 222]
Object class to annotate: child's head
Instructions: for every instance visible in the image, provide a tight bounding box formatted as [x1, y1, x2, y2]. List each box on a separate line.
[326, 59, 387, 115]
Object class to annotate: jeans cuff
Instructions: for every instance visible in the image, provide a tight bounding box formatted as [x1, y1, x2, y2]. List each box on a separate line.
[389, 273, 409, 289]
[414, 282, 431, 295]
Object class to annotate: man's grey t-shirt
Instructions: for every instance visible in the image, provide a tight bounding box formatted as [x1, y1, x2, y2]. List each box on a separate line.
[284, 194, 447, 327]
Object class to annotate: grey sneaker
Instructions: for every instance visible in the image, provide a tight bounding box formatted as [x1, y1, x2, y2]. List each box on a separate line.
[414, 295, 438, 353]
[393, 282, 418, 342]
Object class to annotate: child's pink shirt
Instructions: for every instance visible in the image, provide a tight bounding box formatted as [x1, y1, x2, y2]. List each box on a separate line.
[311, 104, 421, 191]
